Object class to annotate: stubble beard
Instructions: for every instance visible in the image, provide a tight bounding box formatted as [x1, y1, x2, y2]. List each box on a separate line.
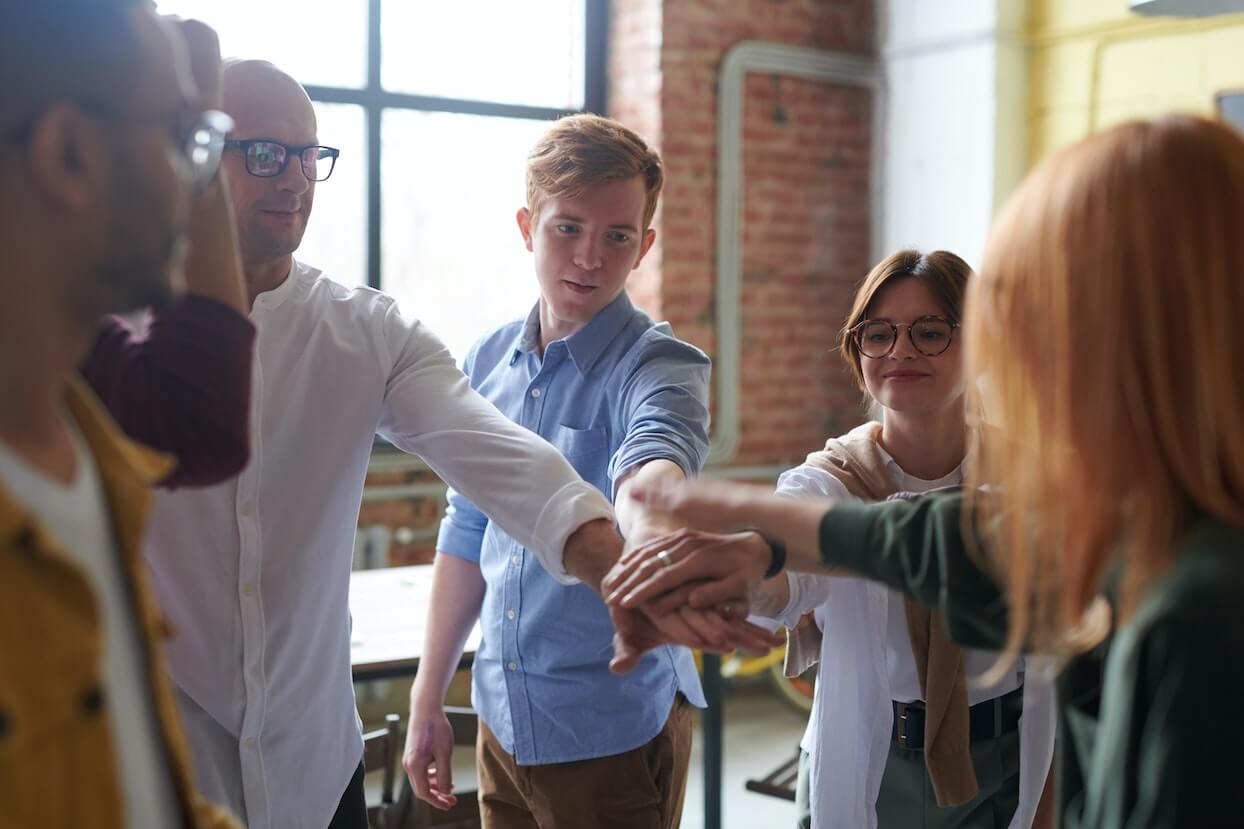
[95, 165, 185, 316]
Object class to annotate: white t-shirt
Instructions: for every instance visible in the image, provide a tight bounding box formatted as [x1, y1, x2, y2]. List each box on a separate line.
[0, 416, 179, 829]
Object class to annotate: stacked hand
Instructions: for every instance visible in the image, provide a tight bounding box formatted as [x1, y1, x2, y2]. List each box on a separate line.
[606, 572, 781, 673]
[604, 476, 831, 667]
[605, 524, 783, 673]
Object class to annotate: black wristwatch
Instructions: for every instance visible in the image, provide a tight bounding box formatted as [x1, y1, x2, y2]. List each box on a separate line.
[760, 534, 787, 580]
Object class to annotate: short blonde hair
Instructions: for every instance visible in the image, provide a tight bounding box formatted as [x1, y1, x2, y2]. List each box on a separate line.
[966, 114, 1244, 660]
[839, 249, 973, 390]
[525, 114, 663, 229]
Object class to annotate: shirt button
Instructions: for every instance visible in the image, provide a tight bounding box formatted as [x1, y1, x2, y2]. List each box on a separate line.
[81, 686, 106, 716]
[243, 737, 257, 749]
[507, 661, 518, 671]
[530, 388, 541, 398]
[242, 583, 256, 598]
[239, 501, 255, 517]
[511, 554, 521, 566]
[14, 526, 35, 553]
[506, 609, 516, 620]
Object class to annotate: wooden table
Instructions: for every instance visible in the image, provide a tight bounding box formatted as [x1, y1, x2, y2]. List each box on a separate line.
[350, 564, 482, 682]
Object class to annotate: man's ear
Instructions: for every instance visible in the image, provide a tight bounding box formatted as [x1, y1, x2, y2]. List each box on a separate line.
[26, 104, 104, 215]
[634, 227, 657, 269]
[516, 206, 534, 252]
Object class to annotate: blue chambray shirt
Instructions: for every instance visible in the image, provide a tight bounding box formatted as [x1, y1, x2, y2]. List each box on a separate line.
[436, 291, 709, 765]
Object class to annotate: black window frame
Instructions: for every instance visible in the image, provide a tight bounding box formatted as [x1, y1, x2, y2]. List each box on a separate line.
[304, 0, 609, 290]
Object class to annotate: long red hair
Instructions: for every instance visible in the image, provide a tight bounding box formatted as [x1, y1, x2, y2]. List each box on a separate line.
[965, 115, 1244, 657]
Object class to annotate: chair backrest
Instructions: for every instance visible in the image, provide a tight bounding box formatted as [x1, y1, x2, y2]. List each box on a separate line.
[361, 708, 482, 829]
[362, 713, 402, 809]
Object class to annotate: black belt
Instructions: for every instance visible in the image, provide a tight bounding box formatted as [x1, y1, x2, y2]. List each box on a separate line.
[892, 685, 1023, 750]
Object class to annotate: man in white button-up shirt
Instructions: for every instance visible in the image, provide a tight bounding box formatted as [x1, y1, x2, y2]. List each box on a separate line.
[141, 60, 633, 829]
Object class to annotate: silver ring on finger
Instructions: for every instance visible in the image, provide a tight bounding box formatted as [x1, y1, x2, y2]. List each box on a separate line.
[656, 549, 672, 568]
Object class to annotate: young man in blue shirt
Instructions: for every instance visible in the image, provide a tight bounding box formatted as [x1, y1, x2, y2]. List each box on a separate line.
[404, 114, 727, 828]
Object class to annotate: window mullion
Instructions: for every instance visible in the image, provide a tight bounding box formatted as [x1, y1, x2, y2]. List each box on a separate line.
[585, 0, 608, 115]
[366, 0, 383, 290]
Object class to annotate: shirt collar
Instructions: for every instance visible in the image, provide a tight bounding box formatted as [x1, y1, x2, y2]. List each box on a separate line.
[510, 304, 543, 364]
[509, 291, 636, 375]
[251, 259, 303, 313]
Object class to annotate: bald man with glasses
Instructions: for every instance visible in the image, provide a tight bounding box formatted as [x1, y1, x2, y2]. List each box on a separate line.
[140, 58, 638, 829]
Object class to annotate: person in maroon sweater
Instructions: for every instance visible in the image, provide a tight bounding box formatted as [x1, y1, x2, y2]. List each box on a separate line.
[79, 17, 255, 489]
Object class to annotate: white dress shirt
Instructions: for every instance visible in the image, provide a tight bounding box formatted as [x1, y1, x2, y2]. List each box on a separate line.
[0, 416, 179, 829]
[143, 260, 614, 829]
[772, 451, 1057, 829]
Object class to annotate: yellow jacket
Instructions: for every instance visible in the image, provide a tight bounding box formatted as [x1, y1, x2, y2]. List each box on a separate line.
[0, 379, 239, 829]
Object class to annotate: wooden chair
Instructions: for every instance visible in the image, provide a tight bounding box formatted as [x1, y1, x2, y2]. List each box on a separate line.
[744, 747, 800, 802]
[363, 708, 482, 829]
[363, 714, 404, 826]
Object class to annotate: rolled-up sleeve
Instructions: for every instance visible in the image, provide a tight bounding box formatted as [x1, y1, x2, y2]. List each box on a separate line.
[607, 330, 711, 489]
[376, 300, 613, 583]
[436, 489, 489, 563]
[79, 295, 256, 488]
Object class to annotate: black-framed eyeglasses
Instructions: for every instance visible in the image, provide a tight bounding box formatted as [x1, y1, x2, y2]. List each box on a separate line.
[223, 139, 340, 182]
[851, 315, 960, 358]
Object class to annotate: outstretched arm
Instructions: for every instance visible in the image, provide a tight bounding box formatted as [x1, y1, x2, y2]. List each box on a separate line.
[608, 479, 1012, 651]
[609, 462, 783, 673]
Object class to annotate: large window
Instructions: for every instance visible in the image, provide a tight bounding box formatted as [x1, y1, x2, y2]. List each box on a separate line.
[157, 0, 605, 359]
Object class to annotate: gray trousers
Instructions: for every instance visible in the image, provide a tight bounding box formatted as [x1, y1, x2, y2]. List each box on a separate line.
[794, 729, 1020, 829]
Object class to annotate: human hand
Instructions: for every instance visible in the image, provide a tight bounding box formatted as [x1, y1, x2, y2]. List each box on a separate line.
[607, 600, 782, 674]
[604, 528, 773, 614]
[402, 706, 458, 811]
[166, 17, 223, 110]
[625, 477, 780, 535]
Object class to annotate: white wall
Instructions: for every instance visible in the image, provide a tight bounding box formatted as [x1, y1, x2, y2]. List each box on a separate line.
[877, 0, 1026, 269]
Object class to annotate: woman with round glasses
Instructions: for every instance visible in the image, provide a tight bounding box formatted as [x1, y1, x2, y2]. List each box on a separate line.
[749, 249, 1055, 829]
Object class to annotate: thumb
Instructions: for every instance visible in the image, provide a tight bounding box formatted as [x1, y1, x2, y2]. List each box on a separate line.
[434, 739, 454, 795]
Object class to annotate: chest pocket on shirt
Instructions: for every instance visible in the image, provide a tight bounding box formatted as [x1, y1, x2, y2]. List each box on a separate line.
[549, 425, 610, 461]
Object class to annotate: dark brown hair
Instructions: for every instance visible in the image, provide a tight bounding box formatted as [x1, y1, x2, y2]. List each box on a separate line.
[839, 249, 974, 388]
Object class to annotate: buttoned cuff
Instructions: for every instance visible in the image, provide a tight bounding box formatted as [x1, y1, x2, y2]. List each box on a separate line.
[530, 481, 616, 584]
[777, 572, 808, 629]
[609, 443, 700, 497]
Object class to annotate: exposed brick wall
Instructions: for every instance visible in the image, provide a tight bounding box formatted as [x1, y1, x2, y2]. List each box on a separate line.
[609, 0, 666, 316]
[616, 0, 877, 468]
[357, 467, 443, 566]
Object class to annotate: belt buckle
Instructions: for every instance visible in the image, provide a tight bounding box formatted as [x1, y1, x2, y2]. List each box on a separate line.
[895, 702, 912, 749]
